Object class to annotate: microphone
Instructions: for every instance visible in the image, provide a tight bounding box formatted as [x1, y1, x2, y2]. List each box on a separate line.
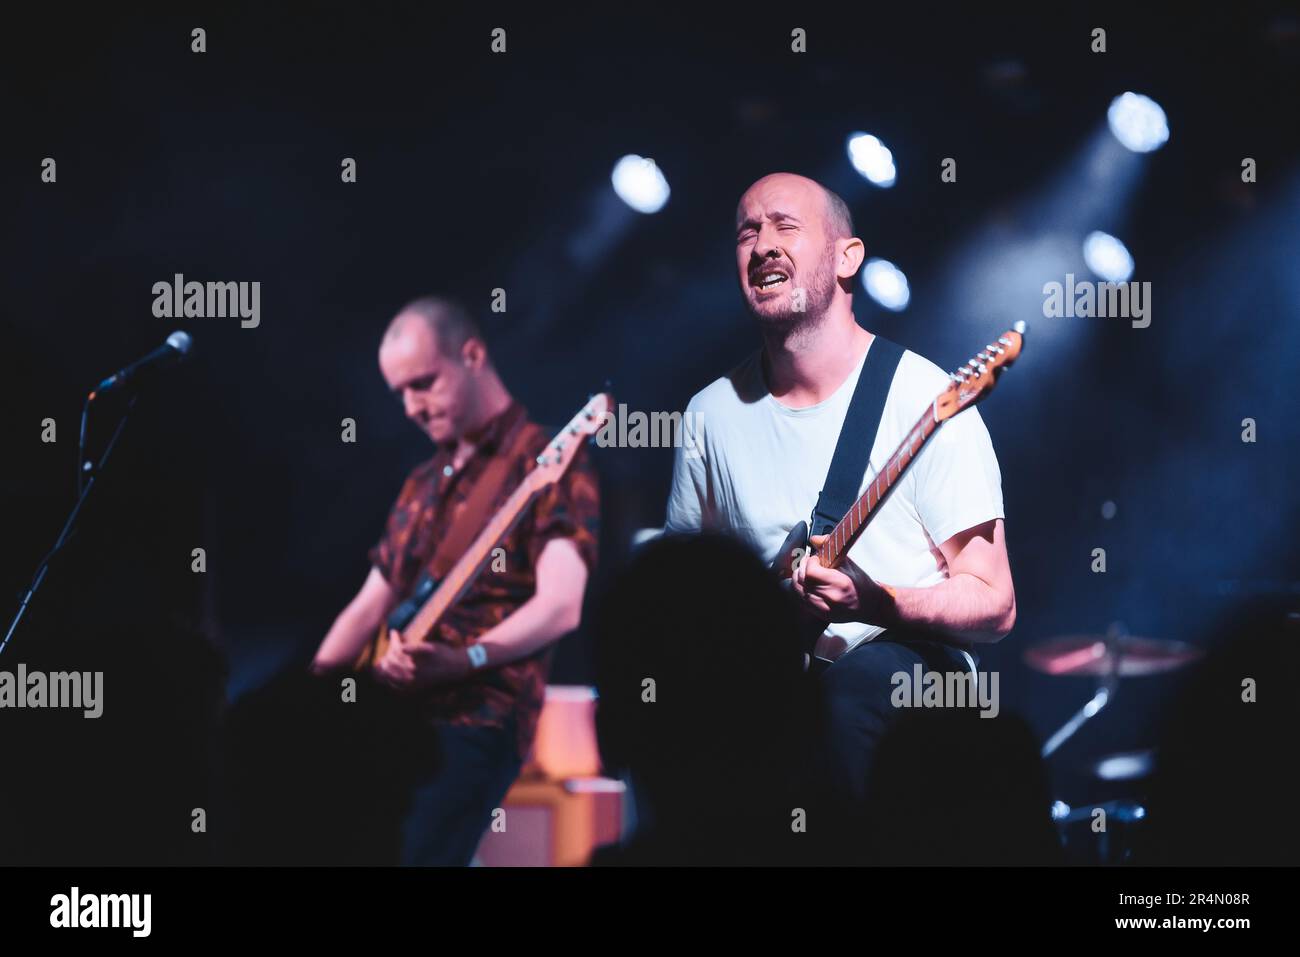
[91, 331, 193, 399]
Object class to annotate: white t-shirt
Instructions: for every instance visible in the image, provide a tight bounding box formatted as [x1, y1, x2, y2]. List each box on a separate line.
[665, 338, 1005, 653]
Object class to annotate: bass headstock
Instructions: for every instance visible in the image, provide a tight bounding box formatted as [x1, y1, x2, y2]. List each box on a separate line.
[528, 392, 614, 489]
[934, 321, 1026, 422]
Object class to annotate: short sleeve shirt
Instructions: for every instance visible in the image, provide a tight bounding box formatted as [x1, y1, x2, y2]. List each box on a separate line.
[370, 401, 600, 758]
[665, 341, 1004, 651]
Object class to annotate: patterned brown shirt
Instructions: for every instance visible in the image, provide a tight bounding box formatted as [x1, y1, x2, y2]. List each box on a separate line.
[368, 401, 600, 758]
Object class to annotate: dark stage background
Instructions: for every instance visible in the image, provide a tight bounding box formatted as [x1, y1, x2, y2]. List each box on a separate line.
[2, 3, 1298, 863]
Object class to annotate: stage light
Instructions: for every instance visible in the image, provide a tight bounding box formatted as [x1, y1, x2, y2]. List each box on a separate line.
[1095, 753, 1151, 782]
[847, 132, 896, 187]
[1106, 92, 1169, 154]
[611, 155, 670, 213]
[1083, 230, 1135, 282]
[862, 257, 910, 310]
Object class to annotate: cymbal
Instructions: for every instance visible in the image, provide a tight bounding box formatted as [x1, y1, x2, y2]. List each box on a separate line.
[1024, 635, 1203, 677]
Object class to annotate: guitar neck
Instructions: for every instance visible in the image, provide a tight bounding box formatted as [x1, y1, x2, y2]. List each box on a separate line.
[814, 323, 1025, 569]
[401, 479, 538, 643]
[817, 402, 941, 570]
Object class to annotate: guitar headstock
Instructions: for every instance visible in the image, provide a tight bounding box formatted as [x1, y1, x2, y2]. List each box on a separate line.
[934, 321, 1026, 422]
[528, 392, 614, 489]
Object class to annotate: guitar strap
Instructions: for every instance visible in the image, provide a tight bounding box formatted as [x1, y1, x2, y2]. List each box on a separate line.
[424, 409, 535, 582]
[810, 336, 905, 537]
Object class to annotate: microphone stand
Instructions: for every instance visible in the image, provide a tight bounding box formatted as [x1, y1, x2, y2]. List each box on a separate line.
[1, 393, 138, 656]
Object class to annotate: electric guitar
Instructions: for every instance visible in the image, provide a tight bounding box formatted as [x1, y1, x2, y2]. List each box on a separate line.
[357, 392, 614, 669]
[772, 322, 1026, 667]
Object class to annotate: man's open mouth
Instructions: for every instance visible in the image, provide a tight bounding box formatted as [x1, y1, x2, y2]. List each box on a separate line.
[752, 268, 790, 291]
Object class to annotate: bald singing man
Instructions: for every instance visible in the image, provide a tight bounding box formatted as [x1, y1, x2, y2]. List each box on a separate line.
[665, 173, 1016, 816]
[312, 297, 599, 865]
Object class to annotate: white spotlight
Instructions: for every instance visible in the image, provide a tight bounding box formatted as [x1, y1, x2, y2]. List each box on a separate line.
[1107, 92, 1169, 153]
[1095, 752, 1153, 782]
[862, 257, 910, 311]
[611, 155, 670, 214]
[1083, 231, 1134, 282]
[847, 132, 896, 187]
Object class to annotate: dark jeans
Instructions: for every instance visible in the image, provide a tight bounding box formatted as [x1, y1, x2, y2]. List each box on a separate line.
[816, 634, 978, 807]
[399, 718, 524, 866]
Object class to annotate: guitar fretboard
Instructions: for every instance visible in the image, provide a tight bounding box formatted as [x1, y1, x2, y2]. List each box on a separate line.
[818, 402, 941, 569]
[401, 478, 539, 643]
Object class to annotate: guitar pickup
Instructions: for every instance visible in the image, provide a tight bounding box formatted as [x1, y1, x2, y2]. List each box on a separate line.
[386, 572, 439, 632]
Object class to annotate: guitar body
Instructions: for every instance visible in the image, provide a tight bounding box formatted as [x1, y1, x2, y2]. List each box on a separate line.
[772, 520, 881, 672]
[355, 572, 440, 669]
[772, 519, 981, 675]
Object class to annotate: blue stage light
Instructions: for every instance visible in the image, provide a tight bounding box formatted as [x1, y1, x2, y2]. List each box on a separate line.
[847, 132, 896, 187]
[1107, 92, 1169, 154]
[862, 257, 910, 310]
[1083, 230, 1135, 282]
[611, 155, 670, 214]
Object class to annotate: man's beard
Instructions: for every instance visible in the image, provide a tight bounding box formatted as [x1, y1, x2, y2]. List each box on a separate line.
[745, 252, 838, 344]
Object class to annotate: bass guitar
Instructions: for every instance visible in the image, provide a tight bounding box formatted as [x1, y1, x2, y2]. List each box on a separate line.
[356, 392, 614, 669]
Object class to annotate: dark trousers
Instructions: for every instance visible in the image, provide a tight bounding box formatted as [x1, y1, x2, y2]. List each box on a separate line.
[816, 635, 977, 807]
[398, 718, 523, 866]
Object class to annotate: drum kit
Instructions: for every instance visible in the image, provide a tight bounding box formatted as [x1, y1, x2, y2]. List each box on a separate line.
[1024, 623, 1203, 864]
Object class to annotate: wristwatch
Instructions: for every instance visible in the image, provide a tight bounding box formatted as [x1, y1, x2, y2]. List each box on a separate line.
[466, 644, 489, 670]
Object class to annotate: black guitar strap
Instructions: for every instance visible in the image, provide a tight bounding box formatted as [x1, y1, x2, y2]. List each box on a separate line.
[810, 336, 905, 537]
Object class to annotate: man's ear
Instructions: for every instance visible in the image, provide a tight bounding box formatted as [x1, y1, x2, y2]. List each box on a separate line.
[837, 237, 865, 280]
[461, 336, 489, 370]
